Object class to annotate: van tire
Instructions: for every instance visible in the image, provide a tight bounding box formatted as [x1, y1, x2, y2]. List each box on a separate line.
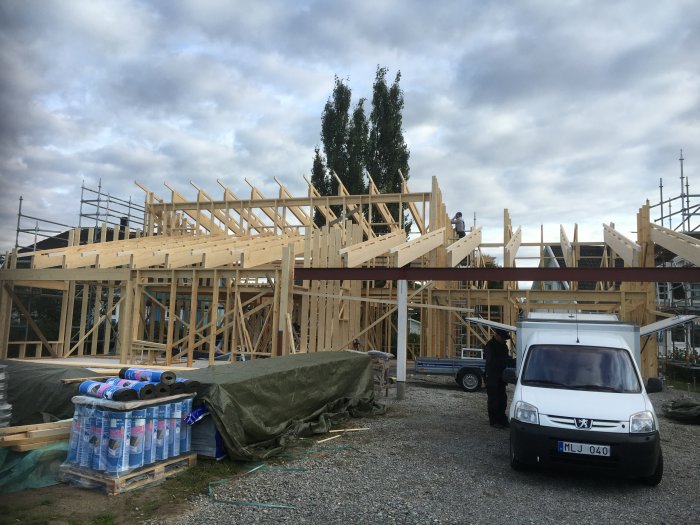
[641, 449, 663, 486]
[510, 435, 527, 471]
[456, 369, 482, 392]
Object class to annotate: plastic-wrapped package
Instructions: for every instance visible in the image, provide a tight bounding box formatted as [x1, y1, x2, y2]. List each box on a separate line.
[59, 394, 195, 494]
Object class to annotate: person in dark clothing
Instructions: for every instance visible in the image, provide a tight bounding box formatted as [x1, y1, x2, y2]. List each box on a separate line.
[484, 328, 513, 428]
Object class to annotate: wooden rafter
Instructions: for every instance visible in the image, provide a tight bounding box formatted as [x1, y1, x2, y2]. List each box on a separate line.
[367, 174, 400, 232]
[504, 226, 522, 267]
[190, 181, 244, 235]
[339, 231, 405, 268]
[446, 226, 482, 267]
[217, 181, 269, 235]
[560, 225, 574, 268]
[400, 170, 426, 234]
[389, 228, 444, 267]
[164, 183, 224, 235]
[603, 223, 640, 266]
[274, 177, 312, 227]
[244, 178, 295, 233]
[331, 171, 373, 239]
[650, 224, 700, 266]
[303, 175, 338, 225]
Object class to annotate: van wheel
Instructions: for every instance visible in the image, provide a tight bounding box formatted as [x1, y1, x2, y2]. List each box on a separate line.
[641, 449, 663, 486]
[510, 435, 526, 471]
[457, 369, 481, 392]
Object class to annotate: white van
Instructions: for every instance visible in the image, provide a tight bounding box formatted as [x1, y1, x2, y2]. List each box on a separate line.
[501, 313, 687, 486]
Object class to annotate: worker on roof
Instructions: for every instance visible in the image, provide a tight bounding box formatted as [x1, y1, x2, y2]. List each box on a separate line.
[451, 212, 466, 239]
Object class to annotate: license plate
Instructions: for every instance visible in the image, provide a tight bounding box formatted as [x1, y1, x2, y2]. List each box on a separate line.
[558, 441, 610, 457]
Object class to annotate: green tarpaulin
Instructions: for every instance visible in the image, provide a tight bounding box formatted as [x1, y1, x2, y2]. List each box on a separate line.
[177, 351, 385, 460]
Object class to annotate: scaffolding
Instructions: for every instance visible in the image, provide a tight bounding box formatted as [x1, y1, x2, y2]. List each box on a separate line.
[651, 150, 699, 361]
[13, 180, 145, 253]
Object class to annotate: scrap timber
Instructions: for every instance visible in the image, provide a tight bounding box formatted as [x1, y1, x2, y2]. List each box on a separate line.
[1, 175, 699, 380]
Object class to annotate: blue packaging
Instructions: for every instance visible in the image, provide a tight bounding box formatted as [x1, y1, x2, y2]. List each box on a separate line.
[180, 398, 193, 454]
[168, 401, 182, 458]
[78, 406, 93, 469]
[67, 405, 82, 464]
[106, 411, 131, 474]
[143, 406, 158, 466]
[155, 403, 170, 461]
[90, 409, 108, 471]
[129, 409, 147, 469]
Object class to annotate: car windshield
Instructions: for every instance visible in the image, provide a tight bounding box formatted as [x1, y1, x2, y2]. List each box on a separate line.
[521, 344, 641, 393]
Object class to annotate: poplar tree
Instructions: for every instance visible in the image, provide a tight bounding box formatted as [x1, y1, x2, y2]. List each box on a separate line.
[310, 147, 328, 227]
[320, 76, 351, 196]
[346, 98, 369, 195]
[367, 66, 411, 232]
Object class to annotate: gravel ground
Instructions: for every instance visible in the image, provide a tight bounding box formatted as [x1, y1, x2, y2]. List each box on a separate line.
[149, 376, 700, 525]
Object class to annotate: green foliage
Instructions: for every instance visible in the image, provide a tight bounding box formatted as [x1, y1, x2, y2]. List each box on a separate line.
[367, 67, 410, 192]
[347, 98, 369, 195]
[321, 76, 352, 189]
[311, 147, 328, 227]
[367, 66, 411, 234]
[91, 514, 117, 525]
[311, 66, 410, 233]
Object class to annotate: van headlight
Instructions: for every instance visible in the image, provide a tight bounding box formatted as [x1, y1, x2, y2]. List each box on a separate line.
[630, 411, 656, 433]
[514, 401, 539, 425]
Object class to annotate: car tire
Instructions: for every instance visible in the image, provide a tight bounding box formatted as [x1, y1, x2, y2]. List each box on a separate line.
[457, 369, 481, 392]
[641, 449, 663, 486]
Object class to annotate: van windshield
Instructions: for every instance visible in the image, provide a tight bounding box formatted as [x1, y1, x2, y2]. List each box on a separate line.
[521, 345, 641, 393]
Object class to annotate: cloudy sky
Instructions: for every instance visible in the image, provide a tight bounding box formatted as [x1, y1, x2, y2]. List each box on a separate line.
[1, 0, 698, 255]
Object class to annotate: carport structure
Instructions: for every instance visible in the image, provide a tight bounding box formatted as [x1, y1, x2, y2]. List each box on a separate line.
[0, 175, 698, 380]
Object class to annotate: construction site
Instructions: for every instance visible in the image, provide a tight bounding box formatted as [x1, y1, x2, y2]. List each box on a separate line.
[1, 170, 698, 375]
[0, 169, 698, 510]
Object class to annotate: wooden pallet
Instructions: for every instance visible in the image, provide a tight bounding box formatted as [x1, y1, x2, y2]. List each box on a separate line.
[58, 452, 197, 495]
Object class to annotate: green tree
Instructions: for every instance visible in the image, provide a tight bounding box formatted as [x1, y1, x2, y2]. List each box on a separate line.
[366, 66, 411, 233]
[312, 67, 409, 233]
[310, 147, 328, 227]
[321, 76, 352, 196]
[346, 98, 369, 195]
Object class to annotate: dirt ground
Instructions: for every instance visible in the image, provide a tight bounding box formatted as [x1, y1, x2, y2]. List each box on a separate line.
[0, 457, 243, 525]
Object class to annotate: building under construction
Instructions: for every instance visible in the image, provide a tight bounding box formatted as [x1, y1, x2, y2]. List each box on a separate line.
[1, 172, 698, 380]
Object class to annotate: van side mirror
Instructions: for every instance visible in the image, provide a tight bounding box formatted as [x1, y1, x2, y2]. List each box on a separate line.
[646, 377, 663, 394]
[502, 368, 517, 384]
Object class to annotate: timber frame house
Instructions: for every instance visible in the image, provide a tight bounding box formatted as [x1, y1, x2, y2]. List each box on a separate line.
[1, 175, 698, 379]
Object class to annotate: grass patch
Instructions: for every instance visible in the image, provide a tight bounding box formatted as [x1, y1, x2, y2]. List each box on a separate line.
[665, 378, 700, 394]
[92, 514, 117, 525]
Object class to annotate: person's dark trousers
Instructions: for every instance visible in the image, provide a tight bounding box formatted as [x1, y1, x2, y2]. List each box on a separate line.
[486, 381, 508, 425]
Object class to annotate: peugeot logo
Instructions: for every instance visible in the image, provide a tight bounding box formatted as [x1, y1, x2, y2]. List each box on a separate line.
[575, 418, 592, 429]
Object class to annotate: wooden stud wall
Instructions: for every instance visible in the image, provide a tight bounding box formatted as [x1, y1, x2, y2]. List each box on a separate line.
[1, 176, 693, 380]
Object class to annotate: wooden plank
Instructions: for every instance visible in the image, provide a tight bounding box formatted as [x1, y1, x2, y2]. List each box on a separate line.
[0, 420, 72, 436]
[650, 223, 700, 266]
[560, 225, 574, 267]
[8, 359, 196, 370]
[603, 223, 640, 266]
[446, 227, 482, 267]
[339, 230, 405, 268]
[1, 433, 68, 446]
[504, 226, 522, 267]
[389, 228, 445, 267]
